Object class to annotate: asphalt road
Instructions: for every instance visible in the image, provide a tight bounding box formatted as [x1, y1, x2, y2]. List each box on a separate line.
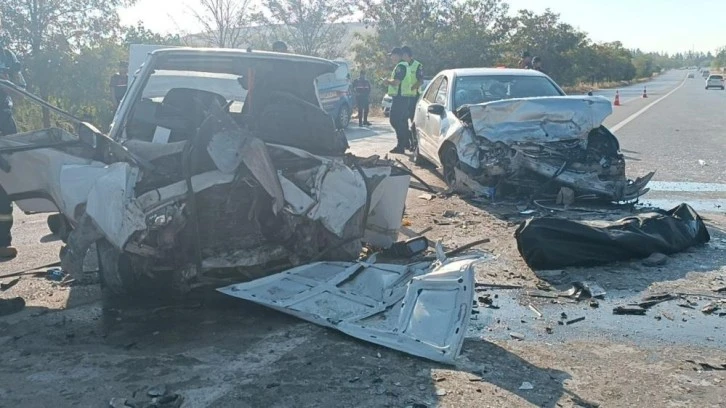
[1, 70, 725, 408]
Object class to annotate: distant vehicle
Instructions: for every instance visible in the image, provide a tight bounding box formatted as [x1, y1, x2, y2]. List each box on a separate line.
[410, 67, 653, 201]
[381, 79, 431, 118]
[702, 70, 710, 78]
[705, 74, 724, 90]
[687, 73, 695, 78]
[316, 59, 353, 128]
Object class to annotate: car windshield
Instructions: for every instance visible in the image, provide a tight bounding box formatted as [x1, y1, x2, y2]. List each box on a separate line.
[143, 70, 247, 112]
[453, 75, 563, 110]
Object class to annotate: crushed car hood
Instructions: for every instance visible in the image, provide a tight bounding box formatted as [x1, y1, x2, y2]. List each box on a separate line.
[464, 95, 613, 144]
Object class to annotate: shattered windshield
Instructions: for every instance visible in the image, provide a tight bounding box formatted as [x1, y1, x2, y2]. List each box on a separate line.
[453, 75, 563, 110]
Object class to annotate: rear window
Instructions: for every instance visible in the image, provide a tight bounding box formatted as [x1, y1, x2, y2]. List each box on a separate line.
[710, 75, 723, 80]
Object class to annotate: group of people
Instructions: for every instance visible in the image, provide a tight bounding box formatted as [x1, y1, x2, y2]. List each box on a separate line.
[519, 51, 547, 74]
[384, 46, 423, 154]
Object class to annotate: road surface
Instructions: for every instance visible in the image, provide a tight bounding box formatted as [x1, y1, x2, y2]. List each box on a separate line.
[1, 70, 725, 408]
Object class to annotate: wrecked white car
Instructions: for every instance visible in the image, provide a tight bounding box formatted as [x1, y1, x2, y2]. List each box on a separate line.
[0, 49, 410, 296]
[412, 68, 654, 201]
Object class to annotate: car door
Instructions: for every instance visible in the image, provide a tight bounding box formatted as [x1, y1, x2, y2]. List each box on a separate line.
[415, 76, 448, 165]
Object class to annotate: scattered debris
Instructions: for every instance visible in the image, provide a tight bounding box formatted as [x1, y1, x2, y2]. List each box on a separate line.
[509, 332, 525, 341]
[442, 210, 458, 218]
[642, 253, 668, 267]
[381, 237, 430, 259]
[0, 277, 20, 291]
[445, 238, 491, 257]
[435, 389, 448, 397]
[109, 398, 128, 408]
[638, 293, 678, 309]
[46, 267, 66, 282]
[589, 300, 600, 308]
[475, 283, 522, 290]
[686, 360, 726, 371]
[418, 193, 435, 201]
[526, 290, 558, 299]
[515, 204, 710, 269]
[556, 187, 575, 207]
[576, 280, 606, 298]
[478, 295, 494, 306]
[701, 302, 720, 315]
[528, 304, 543, 317]
[545, 327, 553, 334]
[566, 316, 586, 325]
[518, 381, 534, 390]
[613, 305, 647, 315]
[218, 255, 484, 364]
[661, 311, 674, 321]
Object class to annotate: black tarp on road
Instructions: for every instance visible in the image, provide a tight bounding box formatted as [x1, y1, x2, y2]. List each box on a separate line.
[515, 203, 711, 270]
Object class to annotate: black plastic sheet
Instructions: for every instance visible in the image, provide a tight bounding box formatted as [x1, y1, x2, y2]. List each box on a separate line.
[515, 203, 711, 270]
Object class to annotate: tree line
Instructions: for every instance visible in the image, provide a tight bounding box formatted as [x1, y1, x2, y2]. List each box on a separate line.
[0, 0, 711, 132]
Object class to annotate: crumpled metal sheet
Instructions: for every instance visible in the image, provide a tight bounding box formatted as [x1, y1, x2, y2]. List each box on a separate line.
[466, 96, 612, 144]
[218, 255, 484, 364]
[85, 162, 147, 249]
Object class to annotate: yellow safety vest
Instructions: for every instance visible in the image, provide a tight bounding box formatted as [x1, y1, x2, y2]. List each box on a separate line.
[401, 60, 422, 97]
[388, 61, 408, 96]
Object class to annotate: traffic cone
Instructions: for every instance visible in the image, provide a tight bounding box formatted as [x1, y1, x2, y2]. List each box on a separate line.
[642, 87, 648, 98]
[614, 91, 621, 106]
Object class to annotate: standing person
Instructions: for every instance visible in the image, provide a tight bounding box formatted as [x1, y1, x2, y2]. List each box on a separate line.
[272, 40, 288, 53]
[518, 51, 533, 69]
[401, 46, 423, 133]
[383, 47, 409, 154]
[532, 56, 547, 75]
[109, 61, 128, 110]
[0, 36, 26, 259]
[352, 70, 372, 126]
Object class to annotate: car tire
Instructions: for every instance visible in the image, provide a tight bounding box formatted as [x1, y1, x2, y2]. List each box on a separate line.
[383, 111, 390, 118]
[97, 239, 186, 304]
[440, 143, 460, 188]
[336, 104, 351, 129]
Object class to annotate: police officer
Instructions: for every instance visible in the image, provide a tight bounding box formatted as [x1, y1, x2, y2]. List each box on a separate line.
[383, 47, 409, 154]
[401, 46, 423, 144]
[0, 32, 26, 259]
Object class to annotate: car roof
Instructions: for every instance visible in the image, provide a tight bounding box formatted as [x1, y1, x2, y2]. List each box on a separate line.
[150, 47, 333, 64]
[438, 68, 551, 78]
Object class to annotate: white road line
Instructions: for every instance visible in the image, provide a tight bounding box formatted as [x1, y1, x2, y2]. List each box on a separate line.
[611, 77, 688, 133]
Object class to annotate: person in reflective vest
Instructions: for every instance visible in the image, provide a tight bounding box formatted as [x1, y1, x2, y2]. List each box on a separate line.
[383, 47, 410, 154]
[401, 46, 423, 131]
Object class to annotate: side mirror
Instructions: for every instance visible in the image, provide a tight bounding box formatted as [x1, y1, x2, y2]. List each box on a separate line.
[427, 104, 445, 116]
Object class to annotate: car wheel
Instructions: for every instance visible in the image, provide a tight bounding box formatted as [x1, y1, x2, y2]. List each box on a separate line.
[383, 111, 390, 118]
[97, 240, 186, 304]
[336, 104, 351, 129]
[440, 144, 460, 188]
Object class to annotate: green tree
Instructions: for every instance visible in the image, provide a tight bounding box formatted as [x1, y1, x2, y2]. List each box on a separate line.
[255, 0, 354, 58]
[123, 22, 183, 46]
[1, 0, 136, 126]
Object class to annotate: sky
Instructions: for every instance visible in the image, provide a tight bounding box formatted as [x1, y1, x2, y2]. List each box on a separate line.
[119, 0, 726, 54]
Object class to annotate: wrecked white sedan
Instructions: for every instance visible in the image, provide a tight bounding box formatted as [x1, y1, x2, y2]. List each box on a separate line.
[0, 49, 410, 296]
[411, 68, 654, 201]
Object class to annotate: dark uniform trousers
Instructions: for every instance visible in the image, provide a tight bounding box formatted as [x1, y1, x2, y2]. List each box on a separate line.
[0, 108, 17, 247]
[389, 96, 411, 149]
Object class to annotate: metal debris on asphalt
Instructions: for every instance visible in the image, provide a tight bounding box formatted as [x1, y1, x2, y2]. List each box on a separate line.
[566, 316, 586, 325]
[509, 332, 525, 341]
[0, 277, 20, 291]
[518, 381, 534, 390]
[701, 302, 720, 315]
[613, 305, 647, 315]
[417, 193, 434, 201]
[528, 304, 543, 317]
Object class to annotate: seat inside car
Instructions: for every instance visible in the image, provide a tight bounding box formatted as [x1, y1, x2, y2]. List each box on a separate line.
[156, 88, 228, 143]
